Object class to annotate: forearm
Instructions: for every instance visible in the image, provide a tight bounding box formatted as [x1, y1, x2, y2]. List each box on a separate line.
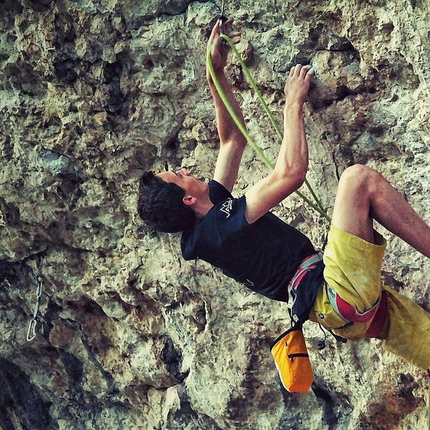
[274, 103, 308, 180]
[207, 70, 247, 148]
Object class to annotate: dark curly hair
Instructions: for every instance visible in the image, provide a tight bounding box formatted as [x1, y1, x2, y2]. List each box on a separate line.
[137, 171, 197, 233]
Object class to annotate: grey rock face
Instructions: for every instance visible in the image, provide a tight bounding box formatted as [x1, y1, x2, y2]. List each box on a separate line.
[0, 1, 429, 429]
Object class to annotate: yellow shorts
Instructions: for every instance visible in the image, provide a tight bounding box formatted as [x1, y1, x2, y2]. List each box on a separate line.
[380, 287, 430, 370]
[309, 225, 430, 370]
[309, 225, 386, 340]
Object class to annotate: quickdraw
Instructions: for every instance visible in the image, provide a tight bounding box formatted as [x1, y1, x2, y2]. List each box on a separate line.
[26, 268, 43, 342]
[220, 0, 226, 20]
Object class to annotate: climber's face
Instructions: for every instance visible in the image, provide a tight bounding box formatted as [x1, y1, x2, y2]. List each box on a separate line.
[158, 168, 209, 201]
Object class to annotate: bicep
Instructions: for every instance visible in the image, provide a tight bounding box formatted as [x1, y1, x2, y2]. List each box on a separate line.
[244, 172, 304, 224]
[213, 141, 245, 192]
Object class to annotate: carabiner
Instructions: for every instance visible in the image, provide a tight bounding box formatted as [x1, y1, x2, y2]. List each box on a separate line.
[26, 318, 37, 342]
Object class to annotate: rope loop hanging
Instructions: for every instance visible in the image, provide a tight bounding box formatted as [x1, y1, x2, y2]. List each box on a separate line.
[207, 34, 332, 223]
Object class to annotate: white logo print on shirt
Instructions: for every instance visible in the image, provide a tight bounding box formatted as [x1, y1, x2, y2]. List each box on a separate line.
[220, 198, 233, 218]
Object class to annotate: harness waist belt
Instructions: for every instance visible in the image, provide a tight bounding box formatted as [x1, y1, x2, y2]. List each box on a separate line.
[326, 284, 380, 324]
[288, 252, 323, 308]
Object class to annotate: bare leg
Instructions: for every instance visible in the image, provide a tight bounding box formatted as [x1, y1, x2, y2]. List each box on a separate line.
[331, 164, 430, 257]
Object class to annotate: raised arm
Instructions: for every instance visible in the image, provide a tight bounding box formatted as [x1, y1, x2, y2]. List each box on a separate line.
[207, 20, 247, 192]
[244, 65, 313, 224]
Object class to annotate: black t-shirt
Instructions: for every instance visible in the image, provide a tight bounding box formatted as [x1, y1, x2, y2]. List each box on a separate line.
[181, 180, 324, 312]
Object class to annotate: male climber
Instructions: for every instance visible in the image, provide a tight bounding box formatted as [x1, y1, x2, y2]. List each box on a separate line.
[138, 20, 430, 370]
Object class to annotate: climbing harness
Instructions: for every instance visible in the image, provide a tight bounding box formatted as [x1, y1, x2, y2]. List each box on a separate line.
[26, 268, 43, 342]
[287, 251, 323, 310]
[325, 284, 389, 339]
[207, 26, 332, 223]
[326, 284, 381, 324]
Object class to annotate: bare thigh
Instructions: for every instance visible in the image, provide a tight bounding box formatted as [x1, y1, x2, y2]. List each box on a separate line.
[331, 165, 375, 243]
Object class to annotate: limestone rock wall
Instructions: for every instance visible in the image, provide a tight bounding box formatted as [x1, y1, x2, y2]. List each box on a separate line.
[0, 0, 429, 429]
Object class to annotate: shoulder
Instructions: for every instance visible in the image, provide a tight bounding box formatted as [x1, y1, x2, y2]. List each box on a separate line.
[209, 179, 233, 204]
[181, 192, 249, 261]
[182, 183, 248, 246]
[207, 180, 247, 223]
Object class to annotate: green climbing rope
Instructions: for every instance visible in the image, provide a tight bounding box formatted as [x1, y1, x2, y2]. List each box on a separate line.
[207, 35, 332, 222]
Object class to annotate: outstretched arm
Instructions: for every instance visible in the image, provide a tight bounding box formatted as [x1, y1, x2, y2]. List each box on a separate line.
[244, 65, 313, 224]
[207, 20, 247, 192]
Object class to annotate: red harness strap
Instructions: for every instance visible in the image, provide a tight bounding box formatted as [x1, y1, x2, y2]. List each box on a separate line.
[326, 285, 389, 338]
[365, 289, 388, 338]
[288, 252, 323, 309]
[326, 285, 379, 323]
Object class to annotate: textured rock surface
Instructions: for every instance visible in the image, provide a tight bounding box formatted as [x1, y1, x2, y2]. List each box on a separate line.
[0, 0, 429, 429]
